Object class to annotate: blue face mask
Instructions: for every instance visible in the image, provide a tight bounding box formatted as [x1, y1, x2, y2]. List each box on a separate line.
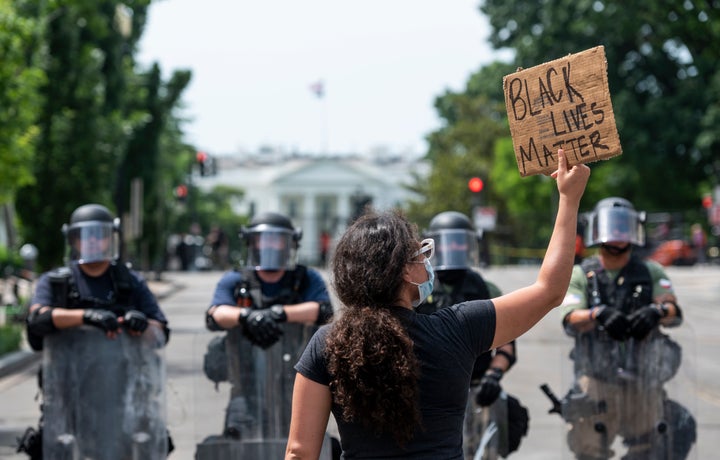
[410, 258, 435, 308]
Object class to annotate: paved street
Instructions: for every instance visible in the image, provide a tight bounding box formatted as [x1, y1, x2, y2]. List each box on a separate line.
[0, 265, 718, 459]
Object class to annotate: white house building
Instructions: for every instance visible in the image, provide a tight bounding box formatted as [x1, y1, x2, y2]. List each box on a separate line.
[195, 154, 429, 265]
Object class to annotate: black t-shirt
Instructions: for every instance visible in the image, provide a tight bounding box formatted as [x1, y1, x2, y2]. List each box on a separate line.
[295, 300, 496, 459]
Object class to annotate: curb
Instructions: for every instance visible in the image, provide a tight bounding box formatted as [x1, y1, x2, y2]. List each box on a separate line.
[0, 350, 40, 379]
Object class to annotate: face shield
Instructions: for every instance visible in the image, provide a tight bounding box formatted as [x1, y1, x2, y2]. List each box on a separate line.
[427, 229, 479, 271]
[585, 206, 645, 247]
[245, 227, 297, 271]
[66, 221, 118, 264]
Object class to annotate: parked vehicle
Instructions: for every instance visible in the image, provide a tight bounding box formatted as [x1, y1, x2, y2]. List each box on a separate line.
[649, 240, 697, 266]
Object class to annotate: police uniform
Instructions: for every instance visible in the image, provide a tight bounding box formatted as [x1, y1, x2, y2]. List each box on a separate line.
[28, 262, 168, 350]
[559, 196, 695, 460]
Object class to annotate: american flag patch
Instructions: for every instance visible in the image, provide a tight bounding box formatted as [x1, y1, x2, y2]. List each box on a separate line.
[561, 293, 582, 307]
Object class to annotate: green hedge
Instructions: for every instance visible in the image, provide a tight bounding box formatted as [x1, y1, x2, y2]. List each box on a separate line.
[0, 246, 22, 275]
[0, 324, 22, 355]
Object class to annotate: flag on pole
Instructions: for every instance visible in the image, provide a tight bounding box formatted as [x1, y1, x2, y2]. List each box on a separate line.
[309, 80, 324, 98]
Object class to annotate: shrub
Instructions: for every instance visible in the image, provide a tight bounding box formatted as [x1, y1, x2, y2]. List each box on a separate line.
[0, 323, 22, 355]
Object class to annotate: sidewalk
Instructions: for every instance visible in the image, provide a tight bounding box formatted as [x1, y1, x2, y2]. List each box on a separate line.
[0, 274, 182, 379]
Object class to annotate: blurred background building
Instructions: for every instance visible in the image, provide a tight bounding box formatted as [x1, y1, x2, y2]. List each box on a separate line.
[195, 151, 429, 266]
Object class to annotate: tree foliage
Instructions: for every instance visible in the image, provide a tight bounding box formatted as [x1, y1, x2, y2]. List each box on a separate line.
[0, 0, 45, 203]
[12, 0, 195, 271]
[480, 0, 720, 211]
[413, 1, 720, 254]
[406, 63, 513, 229]
[116, 63, 192, 271]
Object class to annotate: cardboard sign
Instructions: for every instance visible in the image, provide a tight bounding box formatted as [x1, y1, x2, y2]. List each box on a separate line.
[503, 46, 622, 176]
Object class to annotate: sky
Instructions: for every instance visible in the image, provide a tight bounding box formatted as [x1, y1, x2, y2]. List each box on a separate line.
[137, 0, 509, 157]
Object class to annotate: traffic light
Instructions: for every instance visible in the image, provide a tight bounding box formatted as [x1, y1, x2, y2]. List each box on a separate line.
[197, 151, 208, 176]
[468, 177, 484, 193]
[175, 184, 188, 202]
[702, 195, 713, 209]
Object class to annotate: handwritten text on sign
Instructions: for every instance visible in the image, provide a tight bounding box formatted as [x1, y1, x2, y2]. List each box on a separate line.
[503, 46, 622, 176]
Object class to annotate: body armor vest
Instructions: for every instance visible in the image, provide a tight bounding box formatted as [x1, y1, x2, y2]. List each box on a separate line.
[49, 263, 134, 312]
[232, 265, 308, 308]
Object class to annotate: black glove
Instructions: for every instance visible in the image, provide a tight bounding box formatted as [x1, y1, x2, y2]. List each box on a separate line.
[628, 305, 663, 340]
[268, 305, 287, 322]
[593, 306, 629, 341]
[83, 309, 120, 332]
[123, 310, 149, 333]
[476, 368, 503, 406]
[239, 308, 283, 349]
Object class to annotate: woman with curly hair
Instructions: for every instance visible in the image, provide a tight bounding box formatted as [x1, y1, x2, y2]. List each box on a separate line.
[285, 150, 590, 459]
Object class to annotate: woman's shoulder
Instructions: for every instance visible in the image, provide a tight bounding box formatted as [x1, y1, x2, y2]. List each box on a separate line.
[426, 299, 495, 322]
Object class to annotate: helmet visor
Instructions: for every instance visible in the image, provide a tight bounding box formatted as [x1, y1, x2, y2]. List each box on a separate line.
[246, 228, 297, 270]
[427, 229, 479, 270]
[67, 222, 117, 264]
[586, 207, 645, 246]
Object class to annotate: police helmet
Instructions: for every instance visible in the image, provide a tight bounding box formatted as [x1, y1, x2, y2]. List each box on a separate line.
[62, 204, 121, 264]
[425, 211, 480, 271]
[584, 197, 646, 247]
[240, 212, 302, 270]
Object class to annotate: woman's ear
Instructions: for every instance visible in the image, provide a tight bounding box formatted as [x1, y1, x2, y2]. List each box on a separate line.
[401, 263, 414, 284]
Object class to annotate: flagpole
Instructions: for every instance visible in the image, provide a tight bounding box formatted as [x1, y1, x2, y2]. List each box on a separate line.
[321, 89, 328, 155]
[310, 80, 327, 155]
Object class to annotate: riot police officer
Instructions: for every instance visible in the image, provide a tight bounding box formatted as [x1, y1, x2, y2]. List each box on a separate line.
[21, 203, 171, 459]
[200, 212, 333, 457]
[560, 197, 696, 459]
[419, 211, 529, 459]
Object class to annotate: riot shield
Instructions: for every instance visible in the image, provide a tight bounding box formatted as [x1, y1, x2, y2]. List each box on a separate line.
[194, 323, 334, 460]
[553, 324, 697, 459]
[42, 324, 167, 460]
[463, 389, 509, 460]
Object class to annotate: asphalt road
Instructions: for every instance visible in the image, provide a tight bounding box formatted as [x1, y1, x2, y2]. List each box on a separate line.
[1, 265, 718, 459]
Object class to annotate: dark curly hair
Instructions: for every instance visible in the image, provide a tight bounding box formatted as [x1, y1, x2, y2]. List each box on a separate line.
[326, 209, 422, 446]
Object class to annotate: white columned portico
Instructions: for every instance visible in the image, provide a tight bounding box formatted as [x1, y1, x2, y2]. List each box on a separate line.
[337, 192, 352, 234]
[301, 192, 317, 264]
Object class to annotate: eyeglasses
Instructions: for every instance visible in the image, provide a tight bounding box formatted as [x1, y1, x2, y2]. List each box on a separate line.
[409, 238, 434, 263]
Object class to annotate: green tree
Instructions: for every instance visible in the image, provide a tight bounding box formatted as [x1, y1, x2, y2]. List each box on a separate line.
[14, 1, 193, 271]
[481, 0, 720, 211]
[16, 0, 152, 270]
[0, 0, 45, 203]
[407, 63, 514, 229]
[115, 64, 192, 271]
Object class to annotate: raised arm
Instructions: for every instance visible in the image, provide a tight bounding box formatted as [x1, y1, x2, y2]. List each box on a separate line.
[491, 150, 590, 348]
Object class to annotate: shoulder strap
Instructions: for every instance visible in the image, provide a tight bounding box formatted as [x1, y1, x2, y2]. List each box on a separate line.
[237, 268, 263, 308]
[109, 262, 134, 307]
[48, 267, 74, 307]
[616, 257, 653, 311]
[291, 264, 309, 293]
[580, 258, 605, 308]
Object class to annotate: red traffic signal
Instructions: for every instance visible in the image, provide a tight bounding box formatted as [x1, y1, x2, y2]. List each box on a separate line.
[702, 195, 713, 209]
[175, 184, 188, 199]
[468, 177, 484, 193]
[196, 151, 208, 163]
